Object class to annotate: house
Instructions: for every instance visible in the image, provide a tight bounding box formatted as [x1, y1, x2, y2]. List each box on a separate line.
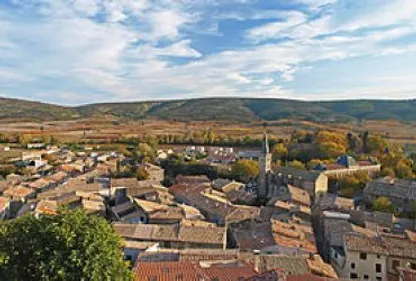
[271, 220, 317, 254]
[314, 155, 381, 178]
[254, 254, 337, 279]
[140, 162, 164, 183]
[363, 177, 416, 213]
[332, 232, 416, 281]
[314, 193, 355, 213]
[229, 220, 277, 251]
[3, 186, 36, 203]
[133, 199, 184, 224]
[275, 166, 328, 197]
[122, 241, 159, 264]
[169, 184, 236, 225]
[113, 222, 227, 250]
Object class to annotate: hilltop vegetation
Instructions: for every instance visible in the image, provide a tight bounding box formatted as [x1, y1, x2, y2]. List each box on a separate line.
[1, 97, 416, 122]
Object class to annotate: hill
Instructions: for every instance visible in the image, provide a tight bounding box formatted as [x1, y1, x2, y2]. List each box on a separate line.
[1, 97, 416, 122]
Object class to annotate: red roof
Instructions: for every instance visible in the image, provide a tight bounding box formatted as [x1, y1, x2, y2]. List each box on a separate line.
[135, 261, 258, 281]
[286, 274, 337, 281]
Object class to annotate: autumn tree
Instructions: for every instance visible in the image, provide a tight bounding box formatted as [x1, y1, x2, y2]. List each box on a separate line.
[136, 166, 150, 180]
[315, 131, 348, 159]
[287, 160, 305, 170]
[380, 167, 395, 178]
[231, 160, 259, 182]
[395, 158, 413, 179]
[272, 143, 288, 162]
[0, 209, 132, 281]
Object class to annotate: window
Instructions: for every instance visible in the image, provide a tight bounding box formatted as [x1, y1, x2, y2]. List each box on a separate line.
[363, 275, 369, 280]
[392, 260, 400, 270]
[360, 253, 367, 260]
[376, 263, 382, 273]
[376, 277, 382, 281]
[377, 255, 381, 259]
[411, 263, 416, 270]
[350, 273, 358, 279]
[351, 263, 356, 269]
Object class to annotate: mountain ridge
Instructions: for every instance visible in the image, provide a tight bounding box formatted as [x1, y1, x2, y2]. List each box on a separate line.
[1, 96, 415, 122]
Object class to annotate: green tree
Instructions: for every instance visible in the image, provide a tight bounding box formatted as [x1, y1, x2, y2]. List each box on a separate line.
[135, 143, 154, 163]
[0, 209, 132, 281]
[231, 160, 259, 182]
[372, 197, 395, 213]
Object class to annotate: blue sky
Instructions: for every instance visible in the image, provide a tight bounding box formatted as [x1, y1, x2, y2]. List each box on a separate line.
[1, 0, 416, 105]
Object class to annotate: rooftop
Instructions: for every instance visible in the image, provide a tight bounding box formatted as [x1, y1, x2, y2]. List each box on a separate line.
[364, 177, 416, 200]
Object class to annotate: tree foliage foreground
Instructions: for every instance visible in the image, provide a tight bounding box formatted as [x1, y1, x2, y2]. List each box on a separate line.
[0, 209, 132, 281]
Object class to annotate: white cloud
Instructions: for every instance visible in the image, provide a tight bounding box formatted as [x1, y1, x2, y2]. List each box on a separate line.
[245, 11, 307, 43]
[1, 0, 416, 103]
[146, 9, 192, 40]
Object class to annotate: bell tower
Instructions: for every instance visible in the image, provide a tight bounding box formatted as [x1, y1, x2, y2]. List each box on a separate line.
[258, 132, 272, 202]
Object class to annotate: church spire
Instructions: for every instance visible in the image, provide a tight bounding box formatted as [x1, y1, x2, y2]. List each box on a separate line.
[262, 132, 270, 154]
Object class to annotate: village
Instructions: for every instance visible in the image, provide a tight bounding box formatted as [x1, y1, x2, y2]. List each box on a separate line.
[0, 134, 416, 281]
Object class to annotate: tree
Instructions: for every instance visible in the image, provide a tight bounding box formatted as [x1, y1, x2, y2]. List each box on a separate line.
[380, 167, 395, 178]
[307, 159, 322, 169]
[272, 143, 288, 162]
[315, 131, 348, 159]
[395, 159, 413, 179]
[231, 160, 259, 182]
[372, 197, 395, 213]
[135, 143, 154, 163]
[0, 209, 132, 281]
[136, 166, 149, 180]
[287, 160, 305, 170]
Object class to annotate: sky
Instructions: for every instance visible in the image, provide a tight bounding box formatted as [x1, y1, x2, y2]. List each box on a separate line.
[1, 0, 416, 105]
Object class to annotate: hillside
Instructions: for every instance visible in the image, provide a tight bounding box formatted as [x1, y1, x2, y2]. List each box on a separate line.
[1, 97, 416, 122]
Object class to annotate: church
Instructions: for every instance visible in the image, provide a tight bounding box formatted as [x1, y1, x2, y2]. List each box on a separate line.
[257, 133, 328, 204]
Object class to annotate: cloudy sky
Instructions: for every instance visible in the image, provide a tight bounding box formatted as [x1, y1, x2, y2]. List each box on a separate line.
[1, 0, 416, 104]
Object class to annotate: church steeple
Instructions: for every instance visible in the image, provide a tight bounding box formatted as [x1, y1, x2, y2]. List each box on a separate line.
[262, 132, 270, 154]
[258, 131, 272, 203]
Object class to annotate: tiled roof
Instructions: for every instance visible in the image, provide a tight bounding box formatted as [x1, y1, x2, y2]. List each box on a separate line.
[306, 255, 337, 278]
[0, 196, 10, 212]
[287, 185, 311, 206]
[226, 206, 260, 223]
[135, 261, 200, 281]
[135, 261, 258, 281]
[113, 223, 225, 245]
[35, 200, 58, 215]
[4, 186, 34, 198]
[364, 177, 416, 200]
[176, 175, 211, 185]
[152, 224, 180, 241]
[345, 233, 416, 259]
[286, 274, 339, 281]
[178, 225, 225, 245]
[278, 167, 323, 181]
[256, 255, 309, 275]
[111, 178, 138, 189]
[231, 221, 276, 251]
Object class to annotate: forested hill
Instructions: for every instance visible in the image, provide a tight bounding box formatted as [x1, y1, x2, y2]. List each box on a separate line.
[1, 97, 416, 122]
